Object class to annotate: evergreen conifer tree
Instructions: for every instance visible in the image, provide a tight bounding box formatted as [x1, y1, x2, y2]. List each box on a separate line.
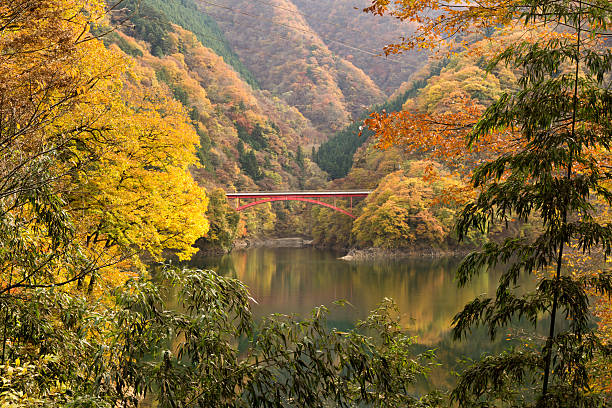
[240, 149, 263, 181]
[296, 145, 305, 169]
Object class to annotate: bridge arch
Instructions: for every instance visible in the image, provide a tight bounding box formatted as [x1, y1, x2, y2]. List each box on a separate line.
[236, 197, 356, 218]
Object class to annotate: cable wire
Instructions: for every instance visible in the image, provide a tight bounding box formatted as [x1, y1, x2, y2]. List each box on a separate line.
[195, 0, 404, 64]
[247, 0, 393, 41]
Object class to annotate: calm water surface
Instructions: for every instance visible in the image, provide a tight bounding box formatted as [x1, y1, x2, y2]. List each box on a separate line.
[190, 246, 530, 389]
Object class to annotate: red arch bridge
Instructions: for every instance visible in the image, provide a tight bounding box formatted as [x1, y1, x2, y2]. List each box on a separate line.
[226, 191, 372, 219]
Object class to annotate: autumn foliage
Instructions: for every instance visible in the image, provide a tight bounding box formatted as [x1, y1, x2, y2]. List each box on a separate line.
[362, 0, 612, 404]
[363, 0, 518, 53]
[363, 35, 526, 179]
[0, 0, 208, 292]
[353, 162, 468, 249]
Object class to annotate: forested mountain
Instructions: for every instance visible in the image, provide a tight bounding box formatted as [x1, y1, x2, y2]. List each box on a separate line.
[198, 0, 392, 133]
[290, 0, 425, 94]
[314, 59, 448, 179]
[101, 0, 334, 248]
[122, 0, 259, 87]
[110, 7, 327, 188]
[316, 33, 519, 180]
[310, 36, 521, 249]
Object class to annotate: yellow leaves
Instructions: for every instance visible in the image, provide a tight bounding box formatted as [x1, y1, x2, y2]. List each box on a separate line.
[1, 0, 211, 292]
[353, 162, 466, 248]
[69, 75, 210, 265]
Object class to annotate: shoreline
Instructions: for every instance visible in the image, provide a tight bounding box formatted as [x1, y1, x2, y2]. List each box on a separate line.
[195, 238, 470, 260]
[338, 247, 470, 261]
[233, 237, 314, 250]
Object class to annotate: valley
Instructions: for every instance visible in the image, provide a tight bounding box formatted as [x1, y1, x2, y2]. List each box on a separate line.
[3, 0, 610, 405]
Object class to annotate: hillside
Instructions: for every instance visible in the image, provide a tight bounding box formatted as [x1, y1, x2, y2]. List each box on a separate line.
[198, 0, 389, 133]
[291, 0, 425, 94]
[314, 59, 448, 179]
[103, 0, 333, 248]
[310, 36, 520, 249]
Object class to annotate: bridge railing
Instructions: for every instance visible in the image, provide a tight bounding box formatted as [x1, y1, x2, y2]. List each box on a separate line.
[226, 191, 371, 198]
[225, 191, 372, 218]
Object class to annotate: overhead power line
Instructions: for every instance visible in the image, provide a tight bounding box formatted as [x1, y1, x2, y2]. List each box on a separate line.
[195, 0, 404, 64]
[246, 0, 389, 41]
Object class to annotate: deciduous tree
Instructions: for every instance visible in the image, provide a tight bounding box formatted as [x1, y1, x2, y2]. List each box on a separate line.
[0, 0, 208, 298]
[364, 0, 612, 405]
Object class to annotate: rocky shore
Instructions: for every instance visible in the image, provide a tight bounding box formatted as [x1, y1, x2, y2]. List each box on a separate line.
[195, 238, 469, 260]
[233, 237, 313, 250]
[338, 247, 469, 261]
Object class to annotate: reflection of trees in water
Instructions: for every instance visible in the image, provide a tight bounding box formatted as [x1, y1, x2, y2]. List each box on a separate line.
[349, 258, 487, 344]
[192, 249, 528, 346]
[188, 248, 536, 390]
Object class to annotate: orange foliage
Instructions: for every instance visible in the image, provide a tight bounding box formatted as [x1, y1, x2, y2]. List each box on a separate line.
[364, 95, 519, 176]
[363, 0, 520, 53]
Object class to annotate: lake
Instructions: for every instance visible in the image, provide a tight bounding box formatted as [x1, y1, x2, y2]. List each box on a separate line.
[190, 246, 532, 390]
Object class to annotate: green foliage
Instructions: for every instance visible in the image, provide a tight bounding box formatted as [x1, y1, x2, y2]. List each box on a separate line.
[237, 122, 270, 151]
[195, 122, 213, 169]
[101, 31, 143, 57]
[450, 1, 612, 406]
[0, 267, 442, 407]
[123, 0, 174, 57]
[138, 0, 258, 87]
[239, 149, 263, 181]
[244, 297, 441, 407]
[154, 68, 189, 105]
[296, 145, 305, 169]
[171, 84, 189, 105]
[315, 59, 447, 179]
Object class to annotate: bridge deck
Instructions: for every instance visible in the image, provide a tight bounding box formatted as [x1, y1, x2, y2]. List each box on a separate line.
[226, 191, 371, 199]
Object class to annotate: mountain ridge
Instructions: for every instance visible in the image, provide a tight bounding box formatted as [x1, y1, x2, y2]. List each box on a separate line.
[198, 0, 414, 133]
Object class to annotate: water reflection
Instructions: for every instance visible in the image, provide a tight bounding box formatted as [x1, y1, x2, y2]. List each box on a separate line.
[193, 248, 496, 341]
[189, 247, 532, 390]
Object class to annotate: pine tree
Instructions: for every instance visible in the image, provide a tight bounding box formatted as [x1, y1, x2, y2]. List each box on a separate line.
[450, 1, 612, 406]
[240, 149, 263, 181]
[296, 145, 305, 169]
